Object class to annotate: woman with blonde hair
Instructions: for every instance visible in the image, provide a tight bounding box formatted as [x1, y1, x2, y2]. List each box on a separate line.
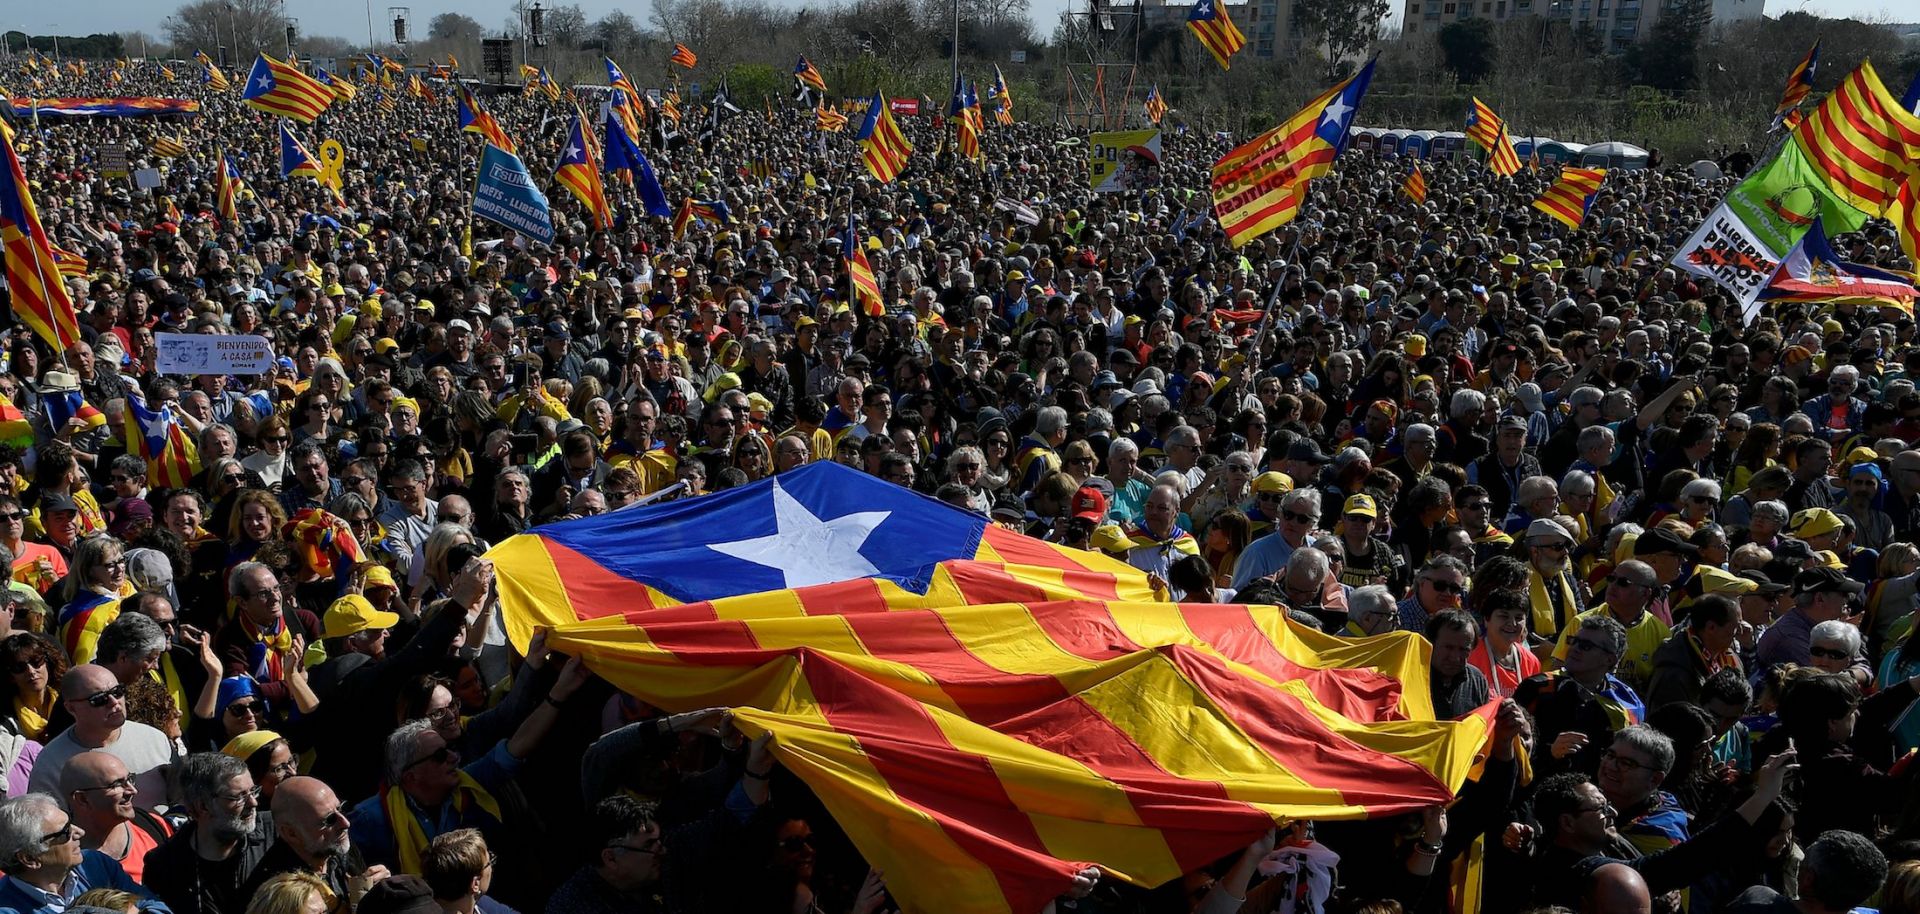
[244, 870, 335, 914]
[224, 489, 289, 571]
[58, 534, 134, 665]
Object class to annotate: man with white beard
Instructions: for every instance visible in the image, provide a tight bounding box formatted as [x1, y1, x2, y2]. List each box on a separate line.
[142, 752, 274, 914]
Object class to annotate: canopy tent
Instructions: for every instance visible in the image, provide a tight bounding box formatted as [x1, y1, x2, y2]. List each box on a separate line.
[1580, 140, 1650, 170]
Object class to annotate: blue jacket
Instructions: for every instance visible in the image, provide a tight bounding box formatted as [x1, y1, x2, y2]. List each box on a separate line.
[1801, 394, 1868, 439]
[0, 849, 170, 913]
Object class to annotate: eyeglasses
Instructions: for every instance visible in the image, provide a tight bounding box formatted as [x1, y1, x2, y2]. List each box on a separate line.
[263, 436, 289, 444]
[7, 656, 45, 674]
[1283, 510, 1318, 524]
[1227, 464, 1253, 473]
[75, 776, 136, 795]
[309, 402, 331, 410]
[217, 785, 263, 803]
[41, 821, 75, 847]
[267, 759, 300, 778]
[1569, 636, 1614, 655]
[0, 512, 23, 522]
[1423, 578, 1465, 595]
[1580, 802, 1618, 820]
[608, 837, 665, 856]
[1602, 750, 1649, 773]
[1534, 542, 1569, 553]
[1808, 645, 1851, 661]
[983, 439, 1009, 449]
[73, 685, 129, 708]
[405, 746, 455, 772]
[1257, 493, 1286, 503]
[1608, 577, 1650, 590]
[227, 701, 263, 718]
[953, 462, 981, 471]
[1689, 496, 1720, 507]
[777, 835, 814, 852]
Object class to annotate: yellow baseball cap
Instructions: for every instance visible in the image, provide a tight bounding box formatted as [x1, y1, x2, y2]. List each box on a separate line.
[1343, 493, 1378, 518]
[321, 594, 401, 640]
[1253, 471, 1294, 494]
[1789, 507, 1843, 540]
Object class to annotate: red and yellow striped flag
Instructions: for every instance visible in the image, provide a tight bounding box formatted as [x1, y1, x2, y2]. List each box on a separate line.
[492, 463, 1497, 914]
[1891, 175, 1920, 273]
[149, 136, 186, 158]
[1532, 166, 1607, 229]
[816, 104, 848, 133]
[1186, 0, 1246, 71]
[1210, 60, 1374, 247]
[669, 43, 698, 69]
[1403, 162, 1427, 204]
[855, 94, 913, 183]
[1466, 97, 1522, 176]
[0, 128, 81, 352]
[1790, 59, 1920, 216]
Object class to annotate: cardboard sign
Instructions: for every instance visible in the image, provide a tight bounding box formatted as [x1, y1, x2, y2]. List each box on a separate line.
[155, 333, 276, 375]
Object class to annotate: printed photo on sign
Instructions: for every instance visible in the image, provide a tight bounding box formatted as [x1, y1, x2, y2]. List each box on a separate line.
[1089, 130, 1162, 193]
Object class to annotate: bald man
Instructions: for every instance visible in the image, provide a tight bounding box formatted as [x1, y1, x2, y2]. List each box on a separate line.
[29, 665, 175, 809]
[1584, 861, 1652, 914]
[242, 776, 389, 909]
[59, 751, 172, 884]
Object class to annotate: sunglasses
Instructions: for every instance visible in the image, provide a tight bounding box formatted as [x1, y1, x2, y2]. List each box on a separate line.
[227, 701, 263, 717]
[1283, 511, 1318, 524]
[1608, 576, 1651, 589]
[74, 684, 129, 708]
[1808, 645, 1851, 661]
[404, 746, 455, 772]
[7, 656, 45, 675]
[1569, 636, 1613, 655]
[1423, 578, 1465, 595]
[0, 512, 22, 522]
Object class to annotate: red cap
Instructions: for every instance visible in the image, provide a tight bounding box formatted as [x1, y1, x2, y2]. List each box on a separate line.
[1070, 486, 1108, 522]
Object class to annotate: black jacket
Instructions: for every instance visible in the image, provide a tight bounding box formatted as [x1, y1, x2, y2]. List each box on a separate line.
[142, 814, 276, 914]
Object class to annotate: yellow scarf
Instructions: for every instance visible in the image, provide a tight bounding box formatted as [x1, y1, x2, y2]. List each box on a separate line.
[382, 774, 502, 874]
[12, 691, 54, 742]
[1527, 568, 1579, 638]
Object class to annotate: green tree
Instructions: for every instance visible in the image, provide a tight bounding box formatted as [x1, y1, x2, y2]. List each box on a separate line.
[1437, 19, 1496, 84]
[1294, 0, 1390, 78]
[1625, 0, 1712, 92]
[428, 13, 483, 42]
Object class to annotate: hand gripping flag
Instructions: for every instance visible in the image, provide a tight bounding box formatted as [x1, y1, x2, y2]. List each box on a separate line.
[456, 85, 516, 153]
[1144, 85, 1168, 125]
[1466, 97, 1522, 176]
[44, 389, 105, 432]
[1791, 60, 1920, 216]
[1402, 161, 1427, 204]
[844, 214, 884, 316]
[0, 127, 81, 352]
[1760, 216, 1917, 314]
[554, 113, 613, 230]
[489, 463, 1500, 914]
[1532, 166, 1607, 230]
[1187, 0, 1246, 70]
[216, 152, 247, 225]
[670, 44, 698, 69]
[1210, 58, 1375, 247]
[795, 56, 828, 93]
[124, 396, 200, 488]
[242, 53, 334, 123]
[856, 94, 913, 182]
[1770, 41, 1818, 131]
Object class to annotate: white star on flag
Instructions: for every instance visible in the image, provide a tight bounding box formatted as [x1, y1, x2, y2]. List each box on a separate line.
[1320, 96, 1352, 128]
[255, 74, 273, 91]
[706, 479, 891, 588]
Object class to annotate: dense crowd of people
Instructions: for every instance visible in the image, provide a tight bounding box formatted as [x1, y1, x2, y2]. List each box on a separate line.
[0, 48, 1916, 914]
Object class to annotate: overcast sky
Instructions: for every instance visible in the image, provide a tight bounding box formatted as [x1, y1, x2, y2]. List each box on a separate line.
[12, 0, 1906, 49]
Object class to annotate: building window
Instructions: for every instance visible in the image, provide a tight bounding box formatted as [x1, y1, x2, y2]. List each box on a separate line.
[1443, 2, 1454, 12]
[1410, 3, 1420, 11]
[1497, 1, 1506, 12]
[1482, 2, 1491, 11]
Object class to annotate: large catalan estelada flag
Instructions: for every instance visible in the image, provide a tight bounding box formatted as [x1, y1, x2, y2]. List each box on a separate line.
[1187, 0, 1246, 70]
[279, 121, 323, 180]
[794, 55, 828, 93]
[1532, 166, 1607, 229]
[670, 43, 699, 69]
[1210, 58, 1374, 248]
[856, 93, 913, 182]
[124, 396, 200, 487]
[315, 67, 356, 101]
[1466, 97, 1522, 176]
[1791, 60, 1920, 216]
[492, 462, 1498, 914]
[0, 127, 81, 352]
[1760, 216, 1917, 313]
[456, 84, 515, 153]
[242, 53, 334, 122]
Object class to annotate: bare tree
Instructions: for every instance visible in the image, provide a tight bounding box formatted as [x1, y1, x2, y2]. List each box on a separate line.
[594, 10, 646, 55]
[163, 0, 289, 63]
